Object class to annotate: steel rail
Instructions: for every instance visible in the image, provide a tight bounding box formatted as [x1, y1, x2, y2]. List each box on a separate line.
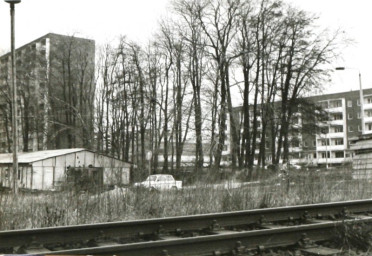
[49, 217, 372, 256]
[1, 199, 372, 250]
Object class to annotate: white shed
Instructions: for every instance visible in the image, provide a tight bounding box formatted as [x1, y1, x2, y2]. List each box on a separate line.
[0, 148, 131, 191]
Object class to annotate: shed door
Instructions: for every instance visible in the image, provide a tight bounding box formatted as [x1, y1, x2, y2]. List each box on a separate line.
[90, 167, 103, 186]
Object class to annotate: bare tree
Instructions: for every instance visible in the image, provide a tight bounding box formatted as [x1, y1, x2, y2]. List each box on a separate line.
[274, 6, 342, 164]
[48, 34, 95, 149]
[172, 0, 208, 171]
[193, 0, 242, 168]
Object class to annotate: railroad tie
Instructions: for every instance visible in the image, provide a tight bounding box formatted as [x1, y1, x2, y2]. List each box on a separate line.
[301, 247, 342, 256]
[231, 241, 246, 256]
[22, 236, 51, 255]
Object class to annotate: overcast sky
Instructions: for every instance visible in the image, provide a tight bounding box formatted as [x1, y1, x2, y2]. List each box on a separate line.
[0, 0, 371, 96]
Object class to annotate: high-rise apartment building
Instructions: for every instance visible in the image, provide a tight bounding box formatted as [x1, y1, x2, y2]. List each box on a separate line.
[229, 88, 372, 167]
[0, 33, 95, 153]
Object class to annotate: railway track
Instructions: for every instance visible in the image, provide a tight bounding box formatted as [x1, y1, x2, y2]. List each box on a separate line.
[1, 199, 372, 255]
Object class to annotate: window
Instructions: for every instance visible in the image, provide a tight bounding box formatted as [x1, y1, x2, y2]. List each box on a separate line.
[291, 140, 300, 147]
[320, 139, 329, 146]
[358, 125, 362, 131]
[357, 112, 361, 119]
[366, 110, 372, 117]
[330, 100, 342, 108]
[357, 99, 360, 106]
[367, 123, 372, 131]
[332, 113, 343, 120]
[321, 127, 329, 134]
[292, 128, 299, 135]
[347, 100, 352, 107]
[335, 151, 344, 158]
[313, 140, 316, 146]
[321, 152, 330, 158]
[4, 168, 9, 179]
[367, 97, 372, 104]
[348, 113, 353, 120]
[334, 138, 344, 145]
[291, 153, 300, 159]
[334, 126, 343, 133]
[348, 126, 353, 132]
[158, 176, 167, 182]
[313, 153, 317, 159]
[319, 101, 328, 109]
[304, 141, 308, 147]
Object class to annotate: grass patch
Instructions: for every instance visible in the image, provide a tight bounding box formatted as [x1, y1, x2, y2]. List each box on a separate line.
[1, 167, 372, 231]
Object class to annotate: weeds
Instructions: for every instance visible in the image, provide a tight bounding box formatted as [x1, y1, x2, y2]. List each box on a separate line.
[333, 222, 372, 252]
[1, 167, 372, 231]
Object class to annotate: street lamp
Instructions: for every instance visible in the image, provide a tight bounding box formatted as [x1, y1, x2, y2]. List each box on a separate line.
[335, 67, 364, 135]
[4, 0, 21, 194]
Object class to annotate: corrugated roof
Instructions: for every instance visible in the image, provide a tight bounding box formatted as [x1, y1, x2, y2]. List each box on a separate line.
[0, 148, 85, 164]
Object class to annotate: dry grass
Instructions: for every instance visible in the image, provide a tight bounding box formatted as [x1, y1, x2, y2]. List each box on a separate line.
[1, 167, 372, 231]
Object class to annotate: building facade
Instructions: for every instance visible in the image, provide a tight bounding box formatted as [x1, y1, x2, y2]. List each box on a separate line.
[298, 89, 372, 167]
[0, 33, 95, 153]
[230, 88, 372, 167]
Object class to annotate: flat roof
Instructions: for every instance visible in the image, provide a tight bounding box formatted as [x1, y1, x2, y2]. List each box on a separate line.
[0, 148, 85, 164]
[0, 33, 95, 59]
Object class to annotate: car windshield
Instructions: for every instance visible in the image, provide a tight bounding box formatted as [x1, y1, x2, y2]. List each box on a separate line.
[158, 176, 172, 182]
[146, 175, 158, 182]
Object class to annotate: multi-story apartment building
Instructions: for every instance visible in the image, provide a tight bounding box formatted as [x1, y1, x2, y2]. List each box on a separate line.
[0, 33, 95, 152]
[299, 89, 371, 167]
[229, 88, 372, 167]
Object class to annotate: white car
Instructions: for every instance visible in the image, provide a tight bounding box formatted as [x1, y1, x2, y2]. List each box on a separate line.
[289, 164, 302, 170]
[134, 174, 182, 190]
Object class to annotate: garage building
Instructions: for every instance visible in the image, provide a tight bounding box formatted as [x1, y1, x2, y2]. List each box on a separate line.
[0, 148, 131, 191]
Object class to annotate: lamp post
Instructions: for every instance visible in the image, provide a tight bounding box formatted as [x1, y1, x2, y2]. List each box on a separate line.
[5, 0, 21, 194]
[336, 67, 364, 135]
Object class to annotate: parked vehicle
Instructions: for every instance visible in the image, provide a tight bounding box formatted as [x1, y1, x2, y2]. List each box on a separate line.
[288, 164, 302, 170]
[134, 174, 182, 190]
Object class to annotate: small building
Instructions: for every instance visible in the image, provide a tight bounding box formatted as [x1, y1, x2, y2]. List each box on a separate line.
[0, 148, 131, 191]
[350, 134, 372, 179]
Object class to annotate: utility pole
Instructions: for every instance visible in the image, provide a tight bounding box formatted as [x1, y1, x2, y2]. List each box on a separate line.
[336, 67, 364, 135]
[5, 0, 21, 194]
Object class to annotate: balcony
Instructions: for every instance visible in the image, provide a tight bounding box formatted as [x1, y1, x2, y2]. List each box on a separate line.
[317, 132, 345, 139]
[364, 129, 372, 135]
[364, 115, 372, 122]
[289, 147, 301, 152]
[327, 132, 344, 138]
[328, 119, 344, 126]
[327, 107, 343, 113]
[291, 123, 301, 129]
[317, 145, 345, 151]
[316, 157, 350, 164]
[363, 102, 372, 110]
